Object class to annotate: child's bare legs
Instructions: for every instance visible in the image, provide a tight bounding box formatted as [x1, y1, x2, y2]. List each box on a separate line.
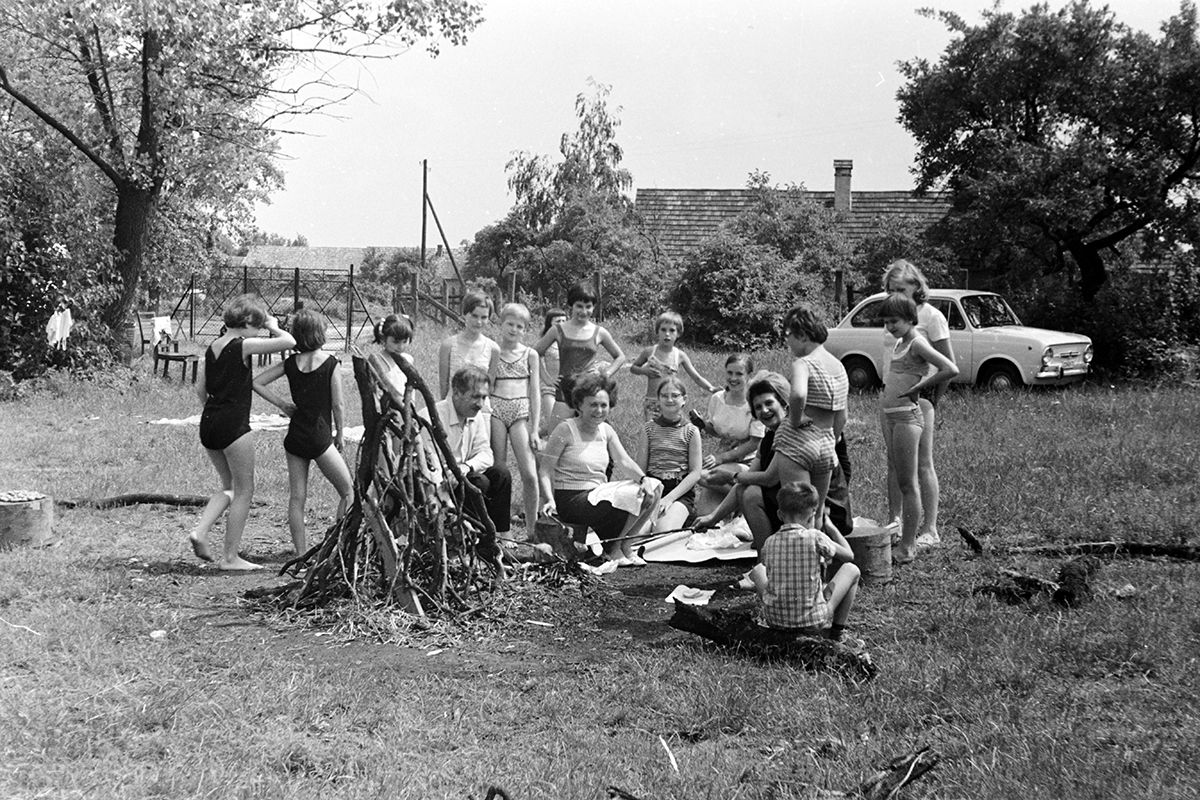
[290, 446, 355, 554]
[775, 454, 831, 532]
[654, 500, 689, 533]
[742, 485, 774, 551]
[219, 433, 261, 571]
[539, 394, 555, 439]
[190, 449, 233, 562]
[916, 398, 940, 539]
[884, 412, 922, 563]
[745, 562, 768, 594]
[286, 454, 310, 554]
[490, 414, 508, 465]
[507, 419, 539, 537]
[616, 481, 663, 561]
[824, 563, 860, 627]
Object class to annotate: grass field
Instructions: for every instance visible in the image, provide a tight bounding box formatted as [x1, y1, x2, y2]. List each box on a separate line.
[2, 317, 1199, 799]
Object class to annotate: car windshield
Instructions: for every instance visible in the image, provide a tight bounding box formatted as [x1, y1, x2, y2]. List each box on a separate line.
[961, 295, 1021, 328]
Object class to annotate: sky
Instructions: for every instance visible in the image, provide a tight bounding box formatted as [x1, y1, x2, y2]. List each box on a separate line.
[251, 0, 1186, 248]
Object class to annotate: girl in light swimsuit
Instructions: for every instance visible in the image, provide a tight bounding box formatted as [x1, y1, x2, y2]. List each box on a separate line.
[488, 302, 542, 529]
[533, 280, 626, 429]
[439, 288, 503, 455]
[878, 292, 958, 564]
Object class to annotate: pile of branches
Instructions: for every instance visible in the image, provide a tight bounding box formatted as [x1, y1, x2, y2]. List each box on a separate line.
[279, 354, 503, 616]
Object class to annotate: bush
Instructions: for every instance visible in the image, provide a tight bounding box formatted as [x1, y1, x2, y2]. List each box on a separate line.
[670, 233, 837, 350]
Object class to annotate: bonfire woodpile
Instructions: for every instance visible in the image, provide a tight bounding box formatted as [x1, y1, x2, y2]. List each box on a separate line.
[280, 354, 504, 615]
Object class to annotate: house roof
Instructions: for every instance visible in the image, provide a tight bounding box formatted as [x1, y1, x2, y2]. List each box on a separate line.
[635, 187, 951, 262]
[229, 245, 469, 282]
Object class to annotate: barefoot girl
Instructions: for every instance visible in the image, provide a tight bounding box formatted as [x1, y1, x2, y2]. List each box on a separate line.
[488, 302, 541, 530]
[878, 292, 958, 563]
[694, 353, 764, 515]
[538, 308, 566, 438]
[636, 377, 703, 538]
[439, 289, 502, 454]
[533, 281, 625, 430]
[190, 294, 296, 570]
[253, 309, 353, 554]
[881, 259, 954, 546]
[772, 305, 849, 534]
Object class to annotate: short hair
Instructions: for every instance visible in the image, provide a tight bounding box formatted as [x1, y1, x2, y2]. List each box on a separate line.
[451, 365, 490, 395]
[777, 481, 820, 519]
[656, 376, 687, 398]
[747, 370, 789, 407]
[655, 311, 684, 335]
[725, 352, 756, 373]
[882, 259, 929, 305]
[374, 313, 413, 344]
[499, 302, 531, 324]
[290, 308, 326, 353]
[879, 292, 919, 325]
[781, 305, 828, 344]
[543, 307, 566, 335]
[461, 288, 494, 316]
[566, 280, 597, 306]
[222, 294, 268, 329]
[568, 371, 616, 410]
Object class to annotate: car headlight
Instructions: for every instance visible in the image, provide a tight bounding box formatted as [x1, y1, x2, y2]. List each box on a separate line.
[1084, 344, 1094, 364]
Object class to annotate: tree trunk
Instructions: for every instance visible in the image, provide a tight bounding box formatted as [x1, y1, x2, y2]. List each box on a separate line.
[1066, 240, 1107, 300]
[101, 180, 156, 330]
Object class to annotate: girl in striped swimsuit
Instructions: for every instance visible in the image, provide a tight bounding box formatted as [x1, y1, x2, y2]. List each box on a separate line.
[488, 302, 541, 529]
[636, 377, 704, 538]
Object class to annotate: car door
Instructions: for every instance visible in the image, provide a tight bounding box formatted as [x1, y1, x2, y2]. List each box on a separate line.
[926, 298, 972, 384]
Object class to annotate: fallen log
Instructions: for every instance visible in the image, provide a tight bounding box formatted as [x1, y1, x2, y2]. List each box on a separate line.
[974, 556, 1101, 608]
[57, 493, 217, 509]
[955, 528, 1200, 562]
[668, 601, 876, 681]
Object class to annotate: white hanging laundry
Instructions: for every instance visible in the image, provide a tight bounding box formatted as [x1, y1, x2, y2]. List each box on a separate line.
[45, 307, 73, 349]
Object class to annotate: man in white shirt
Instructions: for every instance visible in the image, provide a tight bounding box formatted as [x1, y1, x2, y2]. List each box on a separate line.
[432, 366, 511, 536]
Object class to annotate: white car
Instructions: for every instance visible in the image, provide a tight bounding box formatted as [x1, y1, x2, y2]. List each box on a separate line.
[824, 290, 1093, 391]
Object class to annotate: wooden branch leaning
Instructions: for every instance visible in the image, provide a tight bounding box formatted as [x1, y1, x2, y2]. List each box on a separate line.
[278, 354, 504, 615]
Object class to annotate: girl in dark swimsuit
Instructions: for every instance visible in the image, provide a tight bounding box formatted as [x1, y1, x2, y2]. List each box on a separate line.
[190, 294, 296, 570]
[254, 308, 353, 554]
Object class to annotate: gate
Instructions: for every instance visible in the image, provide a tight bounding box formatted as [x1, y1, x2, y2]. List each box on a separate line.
[173, 265, 378, 348]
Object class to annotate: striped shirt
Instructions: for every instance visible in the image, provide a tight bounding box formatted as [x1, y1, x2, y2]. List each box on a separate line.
[644, 416, 698, 480]
[760, 523, 836, 630]
[801, 347, 849, 411]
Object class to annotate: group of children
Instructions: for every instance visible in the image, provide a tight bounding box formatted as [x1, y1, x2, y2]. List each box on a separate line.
[189, 262, 957, 643]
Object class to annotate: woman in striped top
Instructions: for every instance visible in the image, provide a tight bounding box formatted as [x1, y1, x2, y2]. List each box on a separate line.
[636, 377, 704, 536]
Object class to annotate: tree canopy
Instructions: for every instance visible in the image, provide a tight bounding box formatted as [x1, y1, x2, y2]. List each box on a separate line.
[467, 82, 664, 316]
[0, 0, 482, 335]
[898, 0, 1200, 298]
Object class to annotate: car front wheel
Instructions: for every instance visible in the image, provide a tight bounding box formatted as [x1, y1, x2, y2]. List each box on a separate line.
[979, 363, 1023, 391]
[843, 356, 880, 391]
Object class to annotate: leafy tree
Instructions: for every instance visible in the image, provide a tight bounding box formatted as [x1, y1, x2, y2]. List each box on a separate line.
[670, 172, 850, 346]
[898, 1, 1200, 299]
[853, 214, 956, 291]
[469, 81, 665, 315]
[0, 0, 482, 334]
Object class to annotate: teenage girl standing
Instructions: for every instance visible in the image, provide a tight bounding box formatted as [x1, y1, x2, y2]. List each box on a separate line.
[190, 294, 296, 570]
[253, 308, 353, 555]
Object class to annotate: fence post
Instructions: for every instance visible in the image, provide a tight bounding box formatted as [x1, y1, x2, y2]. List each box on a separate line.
[293, 267, 300, 311]
[411, 272, 419, 320]
[347, 264, 354, 350]
[509, 270, 517, 303]
[593, 270, 604, 321]
[189, 274, 195, 339]
[243, 264, 249, 295]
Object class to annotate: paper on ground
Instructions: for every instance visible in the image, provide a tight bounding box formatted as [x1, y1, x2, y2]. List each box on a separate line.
[665, 585, 715, 606]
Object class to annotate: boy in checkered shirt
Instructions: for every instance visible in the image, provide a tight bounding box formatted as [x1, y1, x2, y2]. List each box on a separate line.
[749, 481, 861, 641]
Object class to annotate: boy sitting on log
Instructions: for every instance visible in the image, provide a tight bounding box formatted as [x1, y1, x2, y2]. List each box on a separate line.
[748, 481, 860, 643]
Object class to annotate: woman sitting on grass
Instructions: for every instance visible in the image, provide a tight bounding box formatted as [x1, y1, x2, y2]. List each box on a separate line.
[694, 353, 765, 515]
[538, 373, 655, 566]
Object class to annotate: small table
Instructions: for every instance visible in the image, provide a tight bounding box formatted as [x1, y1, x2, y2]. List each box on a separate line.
[154, 349, 199, 383]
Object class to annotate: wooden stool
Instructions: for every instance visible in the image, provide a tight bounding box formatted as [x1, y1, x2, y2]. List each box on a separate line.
[156, 351, 199, 383]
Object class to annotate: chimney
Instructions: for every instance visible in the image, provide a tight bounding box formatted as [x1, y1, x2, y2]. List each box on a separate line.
[834, 159, 853, 212]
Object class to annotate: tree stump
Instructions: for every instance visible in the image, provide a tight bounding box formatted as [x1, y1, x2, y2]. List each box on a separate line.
[0, 490, 54, 549]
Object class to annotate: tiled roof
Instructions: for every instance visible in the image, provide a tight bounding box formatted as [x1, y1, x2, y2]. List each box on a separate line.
[636, 188, 951, 262]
